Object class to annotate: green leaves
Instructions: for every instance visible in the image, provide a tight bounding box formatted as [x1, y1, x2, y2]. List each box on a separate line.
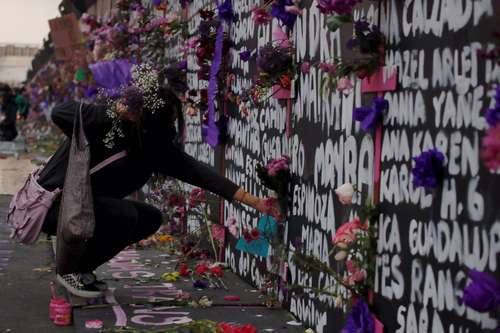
[325, 14, 352, 32]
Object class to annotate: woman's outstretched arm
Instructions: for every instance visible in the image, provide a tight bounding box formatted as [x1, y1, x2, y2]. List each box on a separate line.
[156, 144, 281, 219]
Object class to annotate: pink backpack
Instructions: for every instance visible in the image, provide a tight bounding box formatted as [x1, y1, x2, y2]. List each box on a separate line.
[7, 151, 126, 244]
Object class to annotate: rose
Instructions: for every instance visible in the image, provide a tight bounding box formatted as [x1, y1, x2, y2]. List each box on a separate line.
[251, 7, 272, 25]
[250, 228, 260, 240]
[279, 74, 291, 89]
[189, 188, 206, 208]
[332, 217, 366, 245]
[335, 183, 355, 204]
[195, 262, 209, 275]
[178, 263, 191, 277]
[265, 155, 290, 176]
[336, 77, 354, 94]
[210, 265, 224, 278]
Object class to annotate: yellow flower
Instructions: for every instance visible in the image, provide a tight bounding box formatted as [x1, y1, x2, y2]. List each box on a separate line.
[161, 271, 180, 282]
[155, 235, 176, 243]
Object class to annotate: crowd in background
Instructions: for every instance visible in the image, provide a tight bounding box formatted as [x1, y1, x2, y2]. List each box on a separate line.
[0, 83, 30, 142]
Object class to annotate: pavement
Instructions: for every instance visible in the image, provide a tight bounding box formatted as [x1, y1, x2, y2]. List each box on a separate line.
[0, 136, 305, 333]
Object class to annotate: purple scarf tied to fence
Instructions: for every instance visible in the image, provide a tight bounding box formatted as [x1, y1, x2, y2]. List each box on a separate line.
[89, 59, 133, 96]
[202, 22, 225, 147]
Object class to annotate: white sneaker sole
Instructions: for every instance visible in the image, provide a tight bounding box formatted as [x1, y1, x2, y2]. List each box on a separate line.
[56, 275, 103, 298]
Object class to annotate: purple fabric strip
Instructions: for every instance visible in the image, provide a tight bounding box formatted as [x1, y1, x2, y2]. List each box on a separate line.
[89, 59, 133, 90]
[204, 22, 225, 147]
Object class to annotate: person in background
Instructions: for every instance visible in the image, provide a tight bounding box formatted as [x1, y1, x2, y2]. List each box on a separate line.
[15, 87, 30, 121]
[0, 84, 18, 141]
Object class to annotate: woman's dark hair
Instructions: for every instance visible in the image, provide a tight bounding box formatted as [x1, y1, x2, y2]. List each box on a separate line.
[122, 85, 185, 155]
[157, 86, 185, 145]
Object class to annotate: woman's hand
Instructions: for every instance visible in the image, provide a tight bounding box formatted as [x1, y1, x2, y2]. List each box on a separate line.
[254, 197, 282, 221]
[233, 188, 283, 221]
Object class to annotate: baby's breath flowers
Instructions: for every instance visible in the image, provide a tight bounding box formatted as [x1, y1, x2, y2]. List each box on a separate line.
[102, 64, 166, 148]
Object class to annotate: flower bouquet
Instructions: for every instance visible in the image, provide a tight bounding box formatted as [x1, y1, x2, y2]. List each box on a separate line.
[255, 155, 291, 215]
[251, 42, 296, 102]
[176, 261, 228, 290]
[320, 19, 384, 92]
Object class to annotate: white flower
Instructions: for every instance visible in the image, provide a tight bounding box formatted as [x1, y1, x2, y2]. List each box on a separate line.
[334, 183, 355, 205]
[334, 296, 343, 308]
[334, 250, 347, 261]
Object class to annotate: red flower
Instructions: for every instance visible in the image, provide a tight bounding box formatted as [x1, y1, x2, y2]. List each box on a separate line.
[240, 324, 257, 333]
[195, 262, 209, 275]
[210, 266, 224, 278]
[189, 188, 206, 208]
[279, 74, 291, 89]
[242, 229, 253, 243]
[217, 323, 236, 333]
[217, 323, 257, 333]
[168, 194, 184, 207]
[178, 263, 191, 277]
[250, 228, 260, 240]
[251, 7, 272, 25]
[356, 68, 369, 79]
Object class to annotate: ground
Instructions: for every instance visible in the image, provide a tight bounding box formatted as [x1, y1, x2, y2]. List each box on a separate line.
[0, 136, 305, 333]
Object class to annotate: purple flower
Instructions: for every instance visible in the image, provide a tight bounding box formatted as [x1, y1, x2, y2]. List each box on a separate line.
[271, 0, 299, 30]
[256, 43, 293, 74]
[151, 0, 161, 6]
[193, 279, 208, 289]
[411, 148, 446, 189]
[354, 19, 370, 32]
[217, 0, 235, 23]
[346, 37, 359, 50]
[341, 299, 374, 333]
[353, 97, 387, 131]
[176, 60, 188, 70]
[486, 86, 500, 127]
[463, 270, 500, 312]
[239, 50, 252, 61]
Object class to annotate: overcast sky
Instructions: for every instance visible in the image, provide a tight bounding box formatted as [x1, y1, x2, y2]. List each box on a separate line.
[0, 0, 61, 45]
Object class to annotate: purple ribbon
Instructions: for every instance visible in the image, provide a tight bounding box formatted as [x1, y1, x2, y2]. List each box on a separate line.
[204, 23, 225, 147]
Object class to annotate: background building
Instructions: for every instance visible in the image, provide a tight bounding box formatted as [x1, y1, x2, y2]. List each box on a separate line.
[0, 44, 39, 86]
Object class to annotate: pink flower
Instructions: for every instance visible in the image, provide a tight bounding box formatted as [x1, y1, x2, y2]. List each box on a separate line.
[252, 7, 272, 25]
[351, 269, 367, 283]
[301, 62, 311, 74]
[186, 37, 199, 49]
[336, 77, 354, 94]
[227, 217, 239, 237]
[266, 155, 290, 176]
[319, 62, 336, 75]
[332, 217, 367, 245]
[480, 124, 500, 171]
[345, 259, 356, 273]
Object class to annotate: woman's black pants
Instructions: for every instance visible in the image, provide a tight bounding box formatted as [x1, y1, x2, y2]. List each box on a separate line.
[42, 196, 163, 274]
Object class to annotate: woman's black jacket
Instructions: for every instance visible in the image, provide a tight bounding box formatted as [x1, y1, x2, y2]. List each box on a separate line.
[37, 101, 239, 200]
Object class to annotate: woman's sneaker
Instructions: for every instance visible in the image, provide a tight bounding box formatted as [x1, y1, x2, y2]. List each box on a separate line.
[80, 272, 108, 291]
[56, 273, 103, 298]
